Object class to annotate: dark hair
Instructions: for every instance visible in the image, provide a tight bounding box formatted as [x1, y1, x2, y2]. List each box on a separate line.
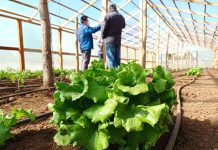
[109, 4, 117, 12]
[81, 15, 88, 23]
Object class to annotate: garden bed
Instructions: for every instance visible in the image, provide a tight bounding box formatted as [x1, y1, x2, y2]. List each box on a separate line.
[1, 70, 188, 150]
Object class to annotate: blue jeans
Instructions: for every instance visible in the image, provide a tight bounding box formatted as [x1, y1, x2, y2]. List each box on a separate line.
[105, 44, 121, 69]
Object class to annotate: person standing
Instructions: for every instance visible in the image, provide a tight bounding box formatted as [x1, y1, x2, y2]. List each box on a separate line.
[77, 15, 101, 70]
[101, 4, 126, 69]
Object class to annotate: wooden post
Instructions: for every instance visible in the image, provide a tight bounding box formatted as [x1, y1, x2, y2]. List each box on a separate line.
[196, 51, 198, 67]
[75, 17, 79, 72]
[102, 0, 108, 65]
[126, 46, 128, 63]
[39, 0, 54, 87]
[176, 41, 180, 71]
[139, 0, 147, 68]
[58, 28, 63, 69]
[17, 19, 25, 71]
[153, 52, 156, 68]
[156, 16, 160, 66]
[166, 32, 170, 70]
[215, 50, 218, 69]
[134, 49, 137, 62]
[189, 52, 192, 68]
[181, 43, 184, 70]
[172, 42, 175, 70]
[186, 51, 188, 69]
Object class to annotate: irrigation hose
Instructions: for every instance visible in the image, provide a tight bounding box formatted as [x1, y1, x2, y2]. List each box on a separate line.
[165, 77, 197, 150]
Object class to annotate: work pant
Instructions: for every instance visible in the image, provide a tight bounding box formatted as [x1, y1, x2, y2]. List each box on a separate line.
[81, 50, 91, 71]
[105, 44, 121, 69]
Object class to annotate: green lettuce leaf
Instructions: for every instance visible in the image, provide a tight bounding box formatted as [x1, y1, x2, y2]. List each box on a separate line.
[117, 83, 148, 95]
[85, 78, 108, 103]
[84, 99, 118, 123]
[54, 124, 109, 150]
[114, 104, 169, 132]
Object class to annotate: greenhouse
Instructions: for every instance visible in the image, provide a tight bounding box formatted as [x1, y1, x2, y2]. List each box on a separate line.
[0, 0, 217, 150]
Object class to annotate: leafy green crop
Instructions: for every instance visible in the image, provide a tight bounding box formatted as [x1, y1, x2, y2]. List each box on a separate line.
[48, 60, 176, 150]
[0, 108, 36, 146]
[186, 67, 203, 76]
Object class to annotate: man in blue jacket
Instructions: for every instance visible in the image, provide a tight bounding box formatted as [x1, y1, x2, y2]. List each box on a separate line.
[77, 15, 101, 70]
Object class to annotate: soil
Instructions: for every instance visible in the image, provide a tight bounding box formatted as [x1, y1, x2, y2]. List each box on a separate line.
[2, 119, 79, 150]
[3, 70, 215, 150]
[174, 69, 218, 150]
[0, 90, 54, 115]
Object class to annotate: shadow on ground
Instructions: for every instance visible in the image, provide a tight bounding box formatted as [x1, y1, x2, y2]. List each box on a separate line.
[174, 112, 218, 150]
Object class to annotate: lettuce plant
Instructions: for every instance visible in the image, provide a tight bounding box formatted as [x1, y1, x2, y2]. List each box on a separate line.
[0, 108, 36, 146]
[186, 67, 203, 76]
[49, 60, 176, 150]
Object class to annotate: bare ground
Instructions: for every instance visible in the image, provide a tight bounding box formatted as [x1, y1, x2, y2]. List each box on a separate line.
[174, 69, 218, 150]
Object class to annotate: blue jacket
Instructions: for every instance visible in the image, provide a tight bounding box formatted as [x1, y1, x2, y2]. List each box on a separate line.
[77, 24, 101, 51]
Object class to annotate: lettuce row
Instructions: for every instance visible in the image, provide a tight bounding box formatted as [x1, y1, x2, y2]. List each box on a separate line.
[0, 108, 36, 146]
[49, 60, 176, 150]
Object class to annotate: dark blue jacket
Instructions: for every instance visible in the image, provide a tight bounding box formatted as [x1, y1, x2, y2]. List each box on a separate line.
[77, 24, 101, 51]
[101, 11, 125, 45]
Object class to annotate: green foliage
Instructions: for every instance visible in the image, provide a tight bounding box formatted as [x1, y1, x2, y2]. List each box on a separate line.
[186, 67, 203, 76]
[49, 60, 176, 150]
[0, 108, 36, 146]
[53, 68, 73, 79]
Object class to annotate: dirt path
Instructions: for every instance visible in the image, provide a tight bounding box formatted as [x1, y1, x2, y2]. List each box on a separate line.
[175, 69, 218, 150]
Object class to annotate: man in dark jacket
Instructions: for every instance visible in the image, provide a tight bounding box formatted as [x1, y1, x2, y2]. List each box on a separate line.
[77, 15, 101, 70]
[101, 4, 125, 69]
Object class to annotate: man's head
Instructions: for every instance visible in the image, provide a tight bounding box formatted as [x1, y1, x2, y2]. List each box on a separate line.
[109, 4, 117, 12]
[81, 15, 89, 25]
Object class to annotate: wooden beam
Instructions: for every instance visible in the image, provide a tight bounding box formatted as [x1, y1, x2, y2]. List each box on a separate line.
[139, 0, 147, 68]
[156, 16, 160, 66]
[155, 4, 218, 19]
[0, 46, 19, 51]
[75, 17, 79, 72]
[61, 0, 98, 27]
[17, 19, 25, 71]
[196, 51, 198, 67]
[102, 0, 108, 65]
[147, 0, 183, 42]
[175, 0, 218, 6]
[176, 41, 180, 71]
[166, 32, 170, 70]
[58, 28, 63, 69]
[126, 47, 129, 63]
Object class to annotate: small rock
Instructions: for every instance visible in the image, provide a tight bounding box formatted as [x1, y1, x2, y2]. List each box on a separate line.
[9, 97, 15, 101]
[25, 94, 32, 98]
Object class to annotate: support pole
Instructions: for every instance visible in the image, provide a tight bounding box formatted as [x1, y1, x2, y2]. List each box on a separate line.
[58, 28, 63, 69]
[102, 0, 108, 65]
[172, 42, 175, 70]
[134, 49, 137, 62]
[166, 32, 170, 70]
[156, 16, 160, 66]
[39, 0, 54, 87]
[186, 51, 188, 69]
[176, 41, 180, 71]
[17, 19, 25, 71]
[139, 0, 147, 68]
[75, 17, 79, 72]
[196, 51, 198, 67]
[189, 52, 192, 68]
[126, 46, 128, 63]
[215, 49, 218, 69]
